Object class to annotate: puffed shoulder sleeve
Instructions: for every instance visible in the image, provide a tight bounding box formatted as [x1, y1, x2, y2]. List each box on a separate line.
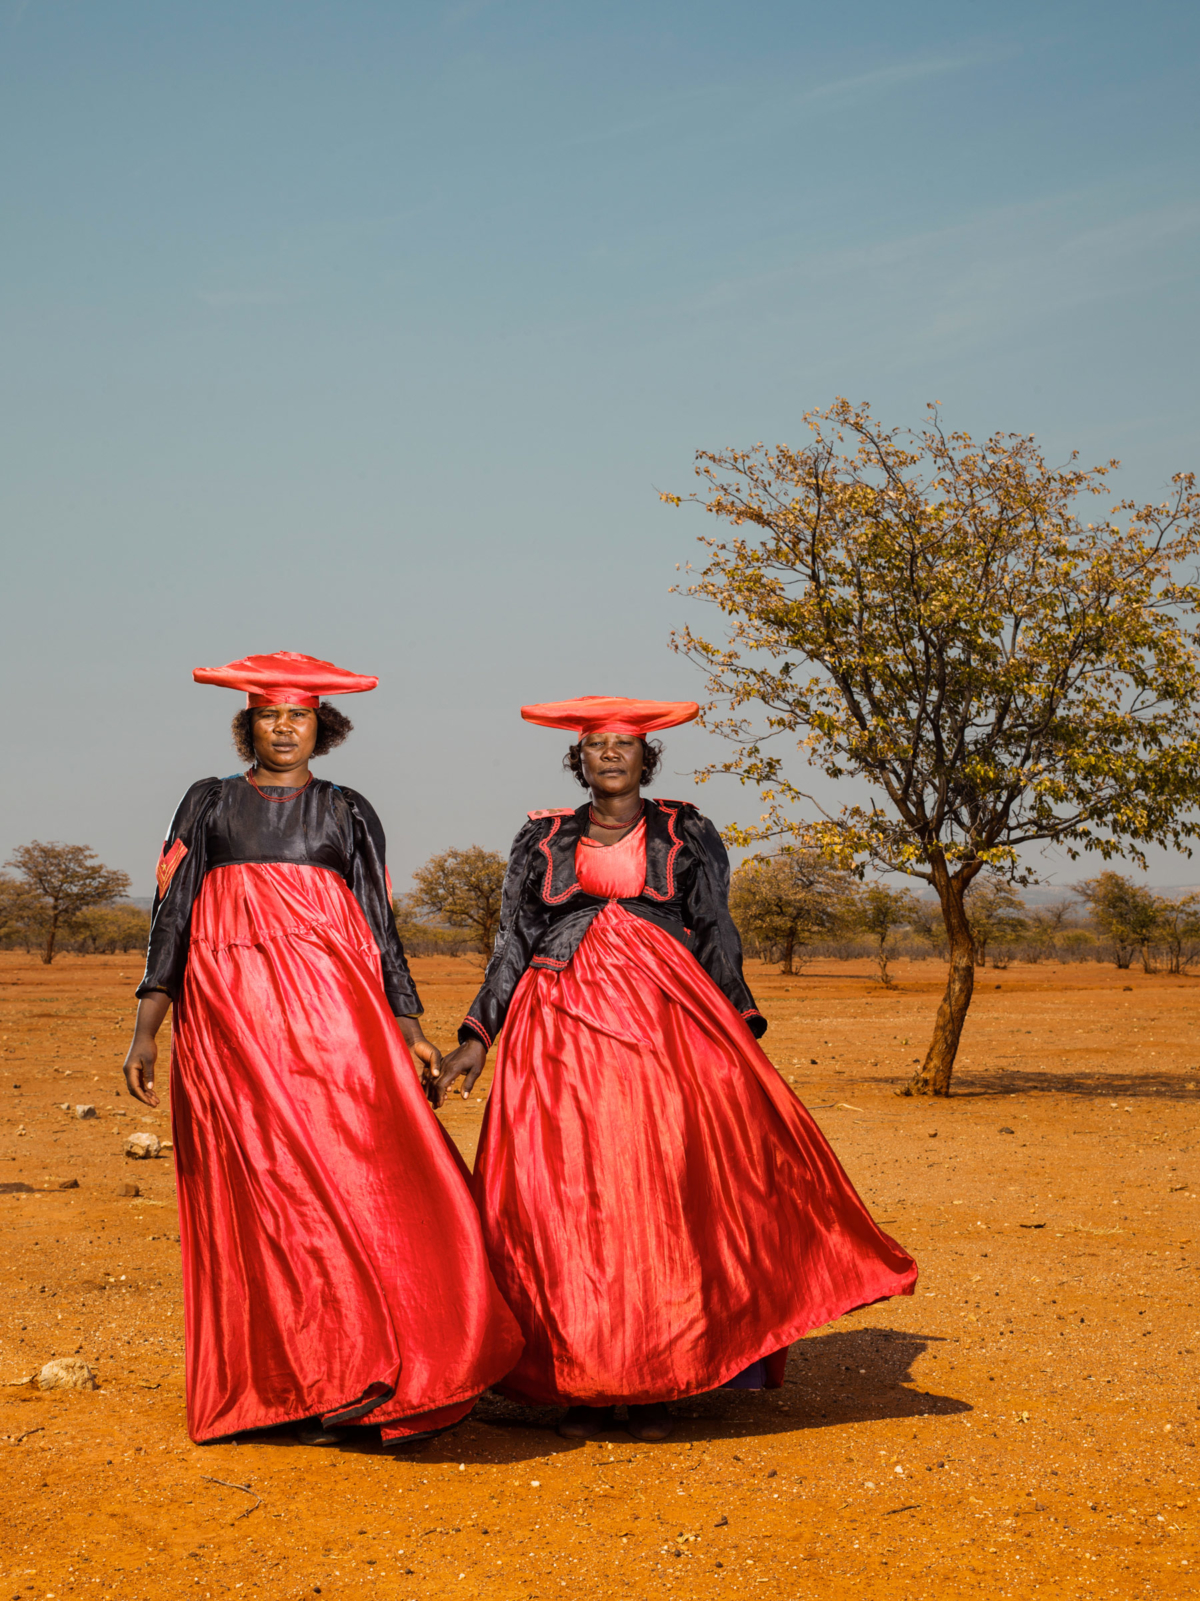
[459, 817, 549, 1049]
[338, 787, 423, 1018]
[136, 778, 222, 1001]
[681, 811, 767, 1038]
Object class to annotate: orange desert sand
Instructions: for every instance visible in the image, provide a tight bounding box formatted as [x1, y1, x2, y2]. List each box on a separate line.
[1, 951, 1197, 1599]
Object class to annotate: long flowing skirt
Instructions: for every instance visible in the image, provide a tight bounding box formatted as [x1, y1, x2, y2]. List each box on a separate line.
[474, 901, 916, 1405]
[170, 862, 523, 1442]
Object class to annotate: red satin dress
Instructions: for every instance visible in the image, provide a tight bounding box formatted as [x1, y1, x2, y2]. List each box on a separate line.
[473, 820, 916, 1406]
[171, 862, 523, 1442]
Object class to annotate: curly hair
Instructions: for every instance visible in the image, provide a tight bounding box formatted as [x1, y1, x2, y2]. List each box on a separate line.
[564, 737, 664, 789]
[231, 702, 354, 765]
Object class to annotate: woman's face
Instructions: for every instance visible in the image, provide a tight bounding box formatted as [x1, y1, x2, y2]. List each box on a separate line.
[579, 732, 643, 798]
[251, 705, 318, 770]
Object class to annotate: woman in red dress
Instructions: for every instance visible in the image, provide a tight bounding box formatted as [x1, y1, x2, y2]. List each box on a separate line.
[122, 652, 522, 1446]
[431, 695, 916, 1442]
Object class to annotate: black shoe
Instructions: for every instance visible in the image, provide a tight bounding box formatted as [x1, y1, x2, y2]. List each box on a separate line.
[625, 1403, 672, 1442]
[294, 1421, 345, 1446]
[557, 1405, 615, 1440]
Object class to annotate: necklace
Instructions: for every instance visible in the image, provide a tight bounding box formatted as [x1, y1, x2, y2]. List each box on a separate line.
[246, 769, 313, 803]
[588, 801, 644, 831]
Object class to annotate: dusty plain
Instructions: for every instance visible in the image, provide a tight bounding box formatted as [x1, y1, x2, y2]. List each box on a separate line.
[1, 950, 1198, 1601]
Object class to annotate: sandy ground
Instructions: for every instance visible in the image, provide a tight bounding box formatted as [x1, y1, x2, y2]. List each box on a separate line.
[1, 950, 1198, 1601]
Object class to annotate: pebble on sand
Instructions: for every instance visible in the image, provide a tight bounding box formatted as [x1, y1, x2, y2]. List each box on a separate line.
[38, 1358, 98, 1392]
[124, 1131, 161, 1159]
[74, 1105, 98, 1119]
[118, 1181, 141, 1197]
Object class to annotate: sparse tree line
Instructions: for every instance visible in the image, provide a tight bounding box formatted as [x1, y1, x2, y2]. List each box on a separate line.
[727, 854, 1200, 981]
[5, 838, 1199, 985]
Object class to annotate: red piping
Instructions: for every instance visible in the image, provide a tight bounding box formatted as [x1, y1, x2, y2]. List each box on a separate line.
[641, 803, 682, 902]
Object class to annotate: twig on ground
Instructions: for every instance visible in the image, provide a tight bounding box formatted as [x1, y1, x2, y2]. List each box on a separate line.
[201, 1474, 261, 1518]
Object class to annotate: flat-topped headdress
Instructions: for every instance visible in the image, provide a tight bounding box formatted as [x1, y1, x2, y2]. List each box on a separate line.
[192, 651, 379, 708]
[520, 695, 699, 736]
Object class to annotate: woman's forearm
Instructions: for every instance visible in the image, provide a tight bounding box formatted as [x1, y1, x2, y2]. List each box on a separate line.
[132, 990, 172, 1042]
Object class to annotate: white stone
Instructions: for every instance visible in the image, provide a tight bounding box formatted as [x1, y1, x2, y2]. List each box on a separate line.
[74, 1105, 97, 1119]
[124, 1131, 161, 1159]
[38, 1358, 98, 1392]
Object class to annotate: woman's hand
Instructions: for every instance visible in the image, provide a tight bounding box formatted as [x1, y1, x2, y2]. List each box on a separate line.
[395, 1016, 443, 1086]
[123, 992, 171, 1108]
[426, 1039, 486, 1110]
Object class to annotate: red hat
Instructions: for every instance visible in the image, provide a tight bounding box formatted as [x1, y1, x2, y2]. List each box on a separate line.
[520, 695, 699, 737]
[192, 651, 379, 709]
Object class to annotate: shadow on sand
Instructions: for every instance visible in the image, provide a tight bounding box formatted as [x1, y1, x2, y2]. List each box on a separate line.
[236, 1328, 968, 1465]
[936, 1067, 1200, 1101]
[343, 1325, 973, 1464]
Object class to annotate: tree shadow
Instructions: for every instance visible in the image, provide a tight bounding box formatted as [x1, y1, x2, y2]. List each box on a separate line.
[944, 1067, 1200, 1101]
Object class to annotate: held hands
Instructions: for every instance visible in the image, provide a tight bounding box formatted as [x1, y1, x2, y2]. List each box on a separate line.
[395, 1016, 443, 1087]
[425, 1039, 486, 1110]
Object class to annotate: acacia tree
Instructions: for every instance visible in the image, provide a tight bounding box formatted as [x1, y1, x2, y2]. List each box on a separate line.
[5, 843, 131, 965]
[665, 399, 1200, 1095]
[728, 850, 851, 973]
[853, 884, 920, 988]
[1153, 892, 1200, 975]
[1075, 872, 1160, 971]
[411, 846, 508, 966]
[1024, 898, 1077, 964]
[964, 878, 1027, 968]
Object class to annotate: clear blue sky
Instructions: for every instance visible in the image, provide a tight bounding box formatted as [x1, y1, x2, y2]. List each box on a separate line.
[2, 1, 1198, 894]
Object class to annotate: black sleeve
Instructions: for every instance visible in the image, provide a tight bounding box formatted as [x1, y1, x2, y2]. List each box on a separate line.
[459, 818, 549, 1049]
[136, 779, 222, 1001]
[339, 787, 423, 1018]
[681, 812, 767, 1038]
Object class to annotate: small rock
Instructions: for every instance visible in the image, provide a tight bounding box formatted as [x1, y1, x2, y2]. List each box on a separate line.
[38, 1357, 98, 1392]
[57, 1178, 79, 1190]
[999, 1127, 1015, 1134]
[124, 1131, 161, 1159]
[118, 1181, 141, 1197]
[74, 1105, 97, 1119]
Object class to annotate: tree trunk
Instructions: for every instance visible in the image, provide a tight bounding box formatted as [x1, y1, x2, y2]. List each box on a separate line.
[899, 860, 979, 1097]
[782, 932, 795, 976]
[876, 935, 891, 988]
[1140, 943, 1154, 975]
[42, 912, 58, 966]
